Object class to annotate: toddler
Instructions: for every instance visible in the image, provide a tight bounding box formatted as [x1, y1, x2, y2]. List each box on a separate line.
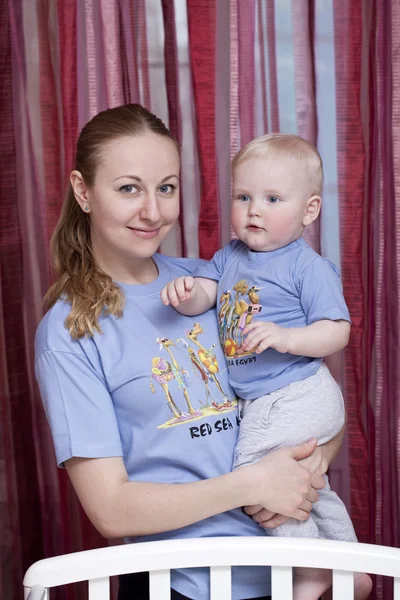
[161, 134, 371, 600]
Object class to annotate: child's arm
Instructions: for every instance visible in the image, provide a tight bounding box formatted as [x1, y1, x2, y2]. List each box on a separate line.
[160, 276, 218, 316]
[241, 319, 350, 357]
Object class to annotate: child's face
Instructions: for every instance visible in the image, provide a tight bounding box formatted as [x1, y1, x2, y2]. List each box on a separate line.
[231, 155, 315, 252]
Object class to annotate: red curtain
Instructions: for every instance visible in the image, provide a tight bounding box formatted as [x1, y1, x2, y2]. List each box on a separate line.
[1, 2, 399, 599]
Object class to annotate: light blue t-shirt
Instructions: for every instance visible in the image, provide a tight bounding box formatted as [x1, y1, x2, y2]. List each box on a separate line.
[193, 238, 350, 400]
[35, 254, 271, 600]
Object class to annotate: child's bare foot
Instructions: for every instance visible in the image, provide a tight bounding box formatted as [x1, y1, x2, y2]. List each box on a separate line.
[318, 571, 373, 600]
[354, 571, 373, 599]
[293, 567, 331, 600]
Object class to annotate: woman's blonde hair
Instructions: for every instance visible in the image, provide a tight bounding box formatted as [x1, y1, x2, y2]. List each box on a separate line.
[44, 103, 179, 339]
[232, 133, 324, 196]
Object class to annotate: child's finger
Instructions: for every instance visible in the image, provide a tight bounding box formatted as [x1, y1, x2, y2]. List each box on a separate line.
[245, 330, 270, 350]
[160, 286, 170, 306]
[166, 282, 180, 306]
[175, 277, 189, 302]
[243, 322, 258, 335]
[243, 321, 268, 335]
[255, 338, 271, 353]
[184, 276, 195, 293]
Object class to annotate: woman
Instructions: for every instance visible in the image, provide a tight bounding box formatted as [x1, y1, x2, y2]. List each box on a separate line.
[35, 104, 342, 600]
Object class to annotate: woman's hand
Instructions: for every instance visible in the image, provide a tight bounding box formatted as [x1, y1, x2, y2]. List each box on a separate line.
[299, 421, 346, 475]
[298, 444, 328, 476]
[245, 438, 325, 521]
[243, 428, 346, 529]
[243, 505, 290, 529]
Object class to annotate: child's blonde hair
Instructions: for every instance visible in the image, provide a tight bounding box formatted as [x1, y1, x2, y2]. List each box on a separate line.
[232, 133, 323, 196]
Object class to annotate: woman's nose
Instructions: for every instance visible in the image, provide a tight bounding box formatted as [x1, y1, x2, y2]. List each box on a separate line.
[140, 193, 161, 222]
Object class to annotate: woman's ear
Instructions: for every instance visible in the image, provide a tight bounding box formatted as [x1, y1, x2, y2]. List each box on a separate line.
[303, 195, 321, 226]
[70, 170, 91, 213]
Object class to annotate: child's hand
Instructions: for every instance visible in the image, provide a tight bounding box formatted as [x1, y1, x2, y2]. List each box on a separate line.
[242, 321, 291, 354]
[160, 276, 196, 307]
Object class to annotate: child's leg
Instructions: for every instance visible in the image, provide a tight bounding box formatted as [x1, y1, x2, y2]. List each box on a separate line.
[233, 363, 346, 471]
[310, 478, 372, 599]
[233, 365, 371, 600]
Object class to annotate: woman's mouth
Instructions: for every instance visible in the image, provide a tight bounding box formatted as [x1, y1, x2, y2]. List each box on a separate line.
[126, 226, 161, 239]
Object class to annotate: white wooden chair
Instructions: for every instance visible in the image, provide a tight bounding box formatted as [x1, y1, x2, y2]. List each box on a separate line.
[24, 536, 400, 600]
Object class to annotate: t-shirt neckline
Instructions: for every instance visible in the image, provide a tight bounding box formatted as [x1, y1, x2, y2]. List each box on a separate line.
[116, 255, 171, 297]
[241, 236, 306, 264]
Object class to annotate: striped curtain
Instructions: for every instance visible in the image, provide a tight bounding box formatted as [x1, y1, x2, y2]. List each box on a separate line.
[1, 2, 399, 599]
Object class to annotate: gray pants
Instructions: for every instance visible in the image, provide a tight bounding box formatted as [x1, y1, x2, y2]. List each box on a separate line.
[233, 363, 357, 541]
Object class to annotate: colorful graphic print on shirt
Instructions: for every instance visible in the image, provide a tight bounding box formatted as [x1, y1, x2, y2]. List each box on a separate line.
[150, 321, 237, 428]
[218, 279, 263, 358]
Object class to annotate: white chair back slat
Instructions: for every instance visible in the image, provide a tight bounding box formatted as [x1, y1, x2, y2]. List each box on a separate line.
[332, 570, 354, 600]
[88, 576, 110, 600]
[24, 585, 48, 600]
[271, 565, 293, 599]
[210, 566, 231, 599]
[149, 569, 171, 600]
[394, 577, 400, 599]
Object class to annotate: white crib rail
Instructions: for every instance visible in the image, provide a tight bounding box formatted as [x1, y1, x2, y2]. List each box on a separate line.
[23, 536, 400, 599]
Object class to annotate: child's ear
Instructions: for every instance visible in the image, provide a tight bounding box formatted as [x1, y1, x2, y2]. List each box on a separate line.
[303, 195, 321, 226]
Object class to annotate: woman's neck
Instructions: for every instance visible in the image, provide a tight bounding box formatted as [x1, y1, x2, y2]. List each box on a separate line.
[95, 252, 159, 285]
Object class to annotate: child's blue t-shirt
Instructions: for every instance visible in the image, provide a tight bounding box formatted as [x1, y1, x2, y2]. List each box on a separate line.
[193, 237, 350, 400]
[35, 254, 271, 600]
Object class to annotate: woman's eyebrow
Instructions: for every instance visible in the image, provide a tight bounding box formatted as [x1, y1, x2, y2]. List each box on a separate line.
[160, 174, 179, 183]
[112, 175, 141, 182]
[112, 174, 179, 182]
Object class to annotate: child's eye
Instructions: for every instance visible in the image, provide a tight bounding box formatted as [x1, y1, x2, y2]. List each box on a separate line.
[267, 195, 280, 204]
[238, 194, 250, 202]
[158, 184, 175, 194]
[119, 184, 138, 194]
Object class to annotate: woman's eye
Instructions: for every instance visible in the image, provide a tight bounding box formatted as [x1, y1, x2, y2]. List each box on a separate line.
[267, 195, 280, 204]
[239, 194, 250, 202]
[119, 184, 138, 194]
[158, 184, 175, 194]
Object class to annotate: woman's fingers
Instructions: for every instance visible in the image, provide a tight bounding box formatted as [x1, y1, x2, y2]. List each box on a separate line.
[309, 471, 325, 491]
[248, 443, 325, 519]
[299, 499, 313, 513]
[245, 506, 276, 523]
[260, 513, 289, 529]
[243, 504, 265, 516]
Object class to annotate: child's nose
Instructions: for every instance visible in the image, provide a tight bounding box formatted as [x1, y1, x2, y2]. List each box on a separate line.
[248, 201, 263, 217]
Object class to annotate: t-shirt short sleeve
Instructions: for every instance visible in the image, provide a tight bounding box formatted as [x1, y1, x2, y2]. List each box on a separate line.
[192, 241, 237, 282]
[298, 257, 351, 325]
[35, 349, 123, 467]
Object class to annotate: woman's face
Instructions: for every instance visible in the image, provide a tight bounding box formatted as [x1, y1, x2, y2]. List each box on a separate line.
[84, 132, 180, 270]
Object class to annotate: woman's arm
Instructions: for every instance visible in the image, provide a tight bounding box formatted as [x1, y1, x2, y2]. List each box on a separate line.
[66, 439, 324, 538]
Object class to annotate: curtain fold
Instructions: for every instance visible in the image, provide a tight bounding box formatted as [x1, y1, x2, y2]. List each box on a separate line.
[161, 0, 186, 256]
[187, 0, 220, 259]
[292, 0, 320, 253]
[237, 0, 255, 146]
